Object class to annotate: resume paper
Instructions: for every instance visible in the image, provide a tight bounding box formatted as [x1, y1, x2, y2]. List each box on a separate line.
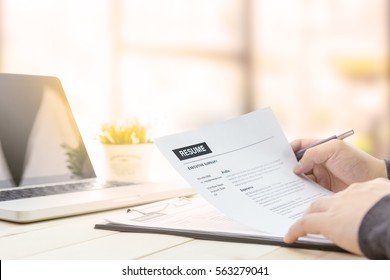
[155, 108, 332, 235]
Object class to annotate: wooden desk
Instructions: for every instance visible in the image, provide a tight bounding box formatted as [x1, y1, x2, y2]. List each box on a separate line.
[0, 207, 364, 260]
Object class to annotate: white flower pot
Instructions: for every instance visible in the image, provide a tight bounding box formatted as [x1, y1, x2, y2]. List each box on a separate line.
[93, 143, 154, 184]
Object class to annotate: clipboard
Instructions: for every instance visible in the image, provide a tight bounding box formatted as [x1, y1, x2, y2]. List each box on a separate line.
[94, 196, 346, 253]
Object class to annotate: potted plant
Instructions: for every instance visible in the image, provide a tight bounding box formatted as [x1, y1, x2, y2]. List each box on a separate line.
[92, 119, 154, 184]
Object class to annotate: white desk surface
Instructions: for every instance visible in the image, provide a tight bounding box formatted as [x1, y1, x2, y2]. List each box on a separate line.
[0, 205, 364, 260]
[0, 161, 364, 260]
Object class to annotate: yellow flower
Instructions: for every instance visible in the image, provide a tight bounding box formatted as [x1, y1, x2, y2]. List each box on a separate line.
[96, 119, 153, 144]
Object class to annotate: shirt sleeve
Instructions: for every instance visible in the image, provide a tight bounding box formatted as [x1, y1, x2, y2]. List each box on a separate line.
[385, 159, 390, 180]
[358, 194, 390, 259]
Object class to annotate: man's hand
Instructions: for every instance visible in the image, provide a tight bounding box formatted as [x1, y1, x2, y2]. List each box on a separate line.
[291, 139, 387, 192]
[284, 178, 390, 255]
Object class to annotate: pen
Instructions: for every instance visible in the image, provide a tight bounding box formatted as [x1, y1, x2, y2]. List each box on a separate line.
[295, 129, 354, 161]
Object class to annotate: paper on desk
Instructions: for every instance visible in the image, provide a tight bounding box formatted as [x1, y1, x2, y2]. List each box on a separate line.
[155, 108, 332, 235]
[104, 195, 332, 245]
[106, 196, 272, 236]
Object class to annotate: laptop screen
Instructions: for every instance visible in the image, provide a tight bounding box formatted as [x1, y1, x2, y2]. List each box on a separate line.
[0, 74, 95, 188]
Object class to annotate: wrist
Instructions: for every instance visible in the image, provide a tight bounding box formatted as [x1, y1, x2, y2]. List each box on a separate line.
[366, 158, 388, 180]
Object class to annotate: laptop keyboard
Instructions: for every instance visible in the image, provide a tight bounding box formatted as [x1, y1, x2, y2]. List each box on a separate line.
[0, 181, 121, 202]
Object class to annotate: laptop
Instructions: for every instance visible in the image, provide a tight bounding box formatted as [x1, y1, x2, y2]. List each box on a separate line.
[0, 73, 193, 223]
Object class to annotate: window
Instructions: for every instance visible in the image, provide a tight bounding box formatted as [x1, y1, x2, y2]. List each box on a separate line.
[1, 0, 388, 158]
[111, 0, 248, 134]
[254, 0, 389, 157]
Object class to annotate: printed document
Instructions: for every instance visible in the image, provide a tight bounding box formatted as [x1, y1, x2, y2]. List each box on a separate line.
[155, 108, 332, 235]
[100, 195, 335, 248]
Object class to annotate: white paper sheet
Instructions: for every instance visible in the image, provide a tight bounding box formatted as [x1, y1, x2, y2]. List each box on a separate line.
[155, 108, 332, 235]
[104, 195, 332, 246]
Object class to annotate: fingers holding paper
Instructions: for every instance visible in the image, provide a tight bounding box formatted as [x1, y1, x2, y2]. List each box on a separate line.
[284, 179, 390, 256]
[284, 193, 363, 255]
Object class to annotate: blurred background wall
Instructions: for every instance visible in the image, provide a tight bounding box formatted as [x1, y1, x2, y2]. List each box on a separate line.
[0, 0, 388, 157]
